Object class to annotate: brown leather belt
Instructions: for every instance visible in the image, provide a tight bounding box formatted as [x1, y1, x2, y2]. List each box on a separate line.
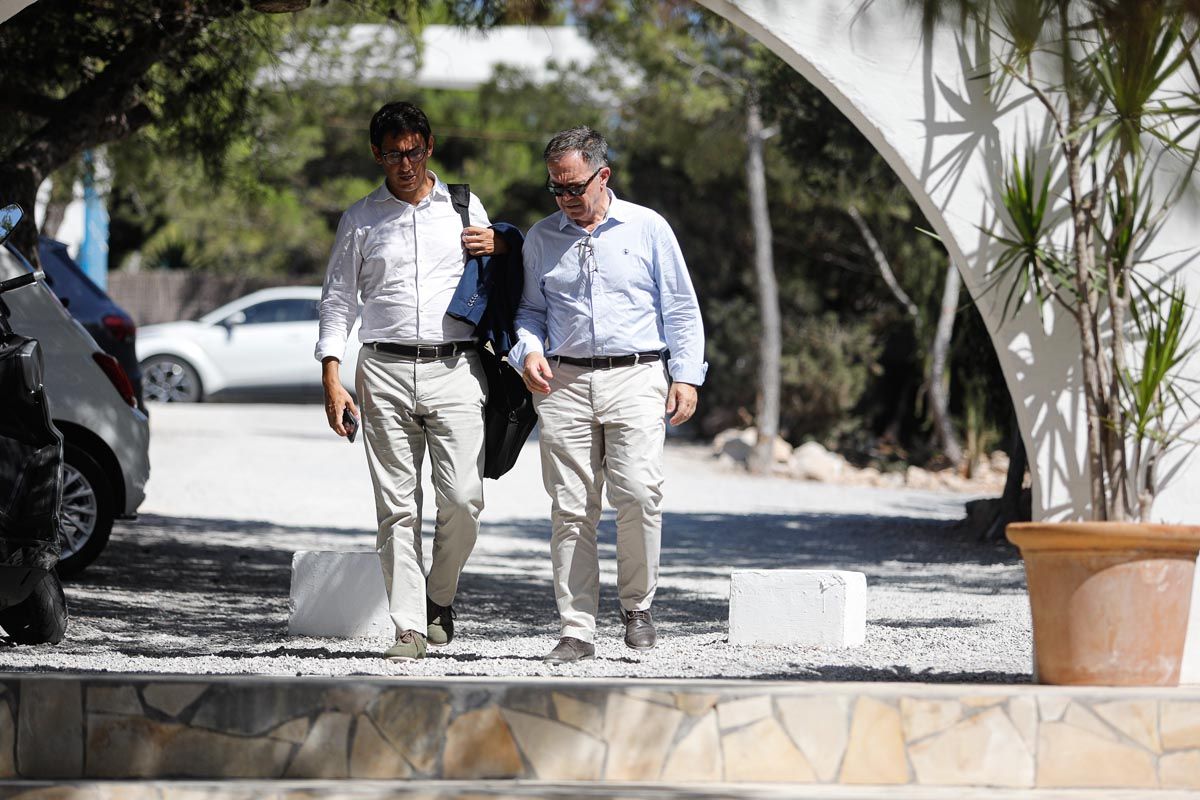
[552, 352, 662, 369]
[367, 341, 475, 359]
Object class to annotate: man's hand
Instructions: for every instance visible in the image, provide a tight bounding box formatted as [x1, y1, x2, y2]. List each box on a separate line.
[522, 353, 554, 395]
[322, 358, 359, 436]
[666, 382, 698, 426]
[462, 226, 508, 256]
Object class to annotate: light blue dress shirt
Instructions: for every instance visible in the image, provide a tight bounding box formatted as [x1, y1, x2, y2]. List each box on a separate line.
[509, 191, 708, 386]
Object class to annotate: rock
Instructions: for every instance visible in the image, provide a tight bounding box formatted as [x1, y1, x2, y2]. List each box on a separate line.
[790, 441, 847, 482]
[712, 428, 792, 465]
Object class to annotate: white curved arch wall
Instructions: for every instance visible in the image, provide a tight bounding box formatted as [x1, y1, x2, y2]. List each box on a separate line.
[698, 0, 1200, 522]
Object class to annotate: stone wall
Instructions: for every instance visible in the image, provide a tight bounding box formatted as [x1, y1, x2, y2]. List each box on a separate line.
[1, 674, 1198, 790]
[108, 271, 306, 326]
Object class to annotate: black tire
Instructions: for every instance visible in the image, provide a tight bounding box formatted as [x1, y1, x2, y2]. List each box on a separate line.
[0, 570, 68, 644]
[141, 354, 203, 402]
[55, 443, 114, 579]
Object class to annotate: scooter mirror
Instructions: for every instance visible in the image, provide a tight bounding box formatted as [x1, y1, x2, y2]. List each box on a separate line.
[0, 204, 22, 245]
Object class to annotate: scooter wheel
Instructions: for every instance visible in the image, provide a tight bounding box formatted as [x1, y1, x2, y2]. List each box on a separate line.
[0, 570, 68, 645]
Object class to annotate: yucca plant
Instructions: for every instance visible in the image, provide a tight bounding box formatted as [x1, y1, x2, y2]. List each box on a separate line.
[947, 0, 1200, 520]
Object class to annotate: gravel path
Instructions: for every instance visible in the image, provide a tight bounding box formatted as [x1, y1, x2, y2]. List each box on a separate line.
[0, 405, 1031, 681]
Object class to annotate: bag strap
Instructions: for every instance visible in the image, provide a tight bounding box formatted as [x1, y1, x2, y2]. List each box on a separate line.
[447, 183, 471, 229]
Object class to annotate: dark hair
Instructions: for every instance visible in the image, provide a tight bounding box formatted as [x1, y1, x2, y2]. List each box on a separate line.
[543, 126, 609, 168]
[369, 101, 432, 149]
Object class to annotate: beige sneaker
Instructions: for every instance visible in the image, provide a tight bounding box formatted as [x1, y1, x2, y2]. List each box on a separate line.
[426, 597, 456, 647]
[384, 630, 427, 660]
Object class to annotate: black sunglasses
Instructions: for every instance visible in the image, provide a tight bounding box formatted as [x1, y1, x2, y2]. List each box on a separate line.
[547, 167, 603, 197]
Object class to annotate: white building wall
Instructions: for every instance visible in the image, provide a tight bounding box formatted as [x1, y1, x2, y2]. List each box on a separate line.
[697, 0, 1200, 522]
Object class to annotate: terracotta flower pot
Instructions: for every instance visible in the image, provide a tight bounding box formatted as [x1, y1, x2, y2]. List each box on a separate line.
[1007, 522, 1200, 685]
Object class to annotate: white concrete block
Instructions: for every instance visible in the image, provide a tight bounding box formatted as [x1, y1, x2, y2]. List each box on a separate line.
[728, 569, 866, 647]
[288, 551, 390, 638]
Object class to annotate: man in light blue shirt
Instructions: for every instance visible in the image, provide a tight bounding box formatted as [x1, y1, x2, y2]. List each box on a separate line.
[510, 126, 707, 664]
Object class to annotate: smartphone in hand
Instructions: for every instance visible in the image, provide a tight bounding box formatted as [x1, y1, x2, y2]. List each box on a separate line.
[342, 408, 359, 443]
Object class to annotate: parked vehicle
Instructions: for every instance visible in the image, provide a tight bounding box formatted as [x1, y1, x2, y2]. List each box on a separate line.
[136, 286, 359, 402]
[0, 203, 68, 642]
[37, 237, 143, 411]
[0, 227, 150, 578]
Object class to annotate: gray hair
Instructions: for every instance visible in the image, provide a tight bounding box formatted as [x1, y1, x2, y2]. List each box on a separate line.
[543, 126, 609, 168]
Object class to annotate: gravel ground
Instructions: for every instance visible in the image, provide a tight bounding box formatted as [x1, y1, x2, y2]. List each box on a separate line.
[0, 405, 1031, 681]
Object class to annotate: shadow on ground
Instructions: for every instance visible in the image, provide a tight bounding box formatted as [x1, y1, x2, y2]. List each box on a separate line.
[13, 507, 1029, 683]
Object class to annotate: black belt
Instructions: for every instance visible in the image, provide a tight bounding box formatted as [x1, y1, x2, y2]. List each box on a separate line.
[552, 351, 662, 369]
[367, 341, 475, 359]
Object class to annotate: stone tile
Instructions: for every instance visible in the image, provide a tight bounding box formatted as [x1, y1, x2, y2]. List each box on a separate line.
[367, 688, 450, 774]
[900, 698, 962, 742]
[1160, 750, 1200, 789]
[349, 714, 412, 779]
[1036, 721, 1157, 788]
[141, 683, 208, 719]
[1063, 703, 1117, 742]
[1093, 700, 1160, 753]
[86, 713, 293, 778]
[0, 700, 14, 778]
[1162, 701, 1200, 749]
[268, 717, 310, 744]
[190, 685, 328, 736]
[502, 709, 605, 780]
[323, 686, 376, 716]
[674, 692, 718, 717]
[776, 695, 850, 782]
[716, 696, 771, 730]
[839, 697, 908, 785]
[603, 694, 684, 780]
[1037, 695, 1069, 722]
[1007, 697, 1038, 753]
[87, 686, 142, 716]
[551, 692, 603, 737]
[909, 707, 1033, 788]
[961, 696, 1005, 708]
[502, 688, 551, 718]
[626, 689, 677, 707]
[722, 717, 816, 782]
[19, 679, 82, 779]
[284, 712, 351, 778]
[662, 711, 721, 782]
[443, 706, 523, 779]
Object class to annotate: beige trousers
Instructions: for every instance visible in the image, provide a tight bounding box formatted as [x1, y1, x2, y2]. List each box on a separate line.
[533, 360, 668, 642]
[356, 348, 486, 636]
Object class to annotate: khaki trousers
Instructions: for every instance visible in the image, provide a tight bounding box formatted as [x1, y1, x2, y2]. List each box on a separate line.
[356, 348, 486, 636]
[533, 360, 668, 642]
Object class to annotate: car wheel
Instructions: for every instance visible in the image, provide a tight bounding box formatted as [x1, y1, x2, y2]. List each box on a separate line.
[0, 570, 68, 644]
[141, 355, 203, 402]
[56, 443, 115, 579]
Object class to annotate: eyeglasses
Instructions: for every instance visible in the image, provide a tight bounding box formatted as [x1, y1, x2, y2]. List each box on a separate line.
[547, 167, 603, 197]
[379, 146, 428, 165]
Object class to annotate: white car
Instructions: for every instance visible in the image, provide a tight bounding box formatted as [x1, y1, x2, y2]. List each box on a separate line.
[0, 244, 151, 577]
[136, 286, 359, 402]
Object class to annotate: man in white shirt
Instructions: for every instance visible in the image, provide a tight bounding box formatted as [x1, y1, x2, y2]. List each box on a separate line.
[316, 101, 504, 661]
[509, 127, 707, 664]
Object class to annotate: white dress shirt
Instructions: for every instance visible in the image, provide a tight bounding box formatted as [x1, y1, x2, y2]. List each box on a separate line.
[315, 173, 490, 362]
[508, 191, 707, 385]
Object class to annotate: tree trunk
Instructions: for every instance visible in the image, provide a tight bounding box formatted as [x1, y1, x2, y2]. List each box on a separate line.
[928, 264, 964, 468]
[746, 96, 781, 475]
[40, 174, 73, 241]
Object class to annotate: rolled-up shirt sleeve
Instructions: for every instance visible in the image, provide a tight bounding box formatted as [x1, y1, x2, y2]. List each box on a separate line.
[506, 231, 548, 372]
[653, 217, 707, 385]
[315, 211, 361, 362]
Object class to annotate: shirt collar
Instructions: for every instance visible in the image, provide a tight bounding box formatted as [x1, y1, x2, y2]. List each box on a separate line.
[370, 170, 450, 205]
[557, 189, 624, 231]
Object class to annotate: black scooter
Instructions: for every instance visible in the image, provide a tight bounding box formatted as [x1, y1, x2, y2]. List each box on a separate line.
[0, 203, 68, 644]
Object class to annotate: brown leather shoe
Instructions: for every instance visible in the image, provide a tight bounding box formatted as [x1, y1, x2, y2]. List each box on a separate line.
[544, 636, 595, 664]
[621, 608, 656, 651]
